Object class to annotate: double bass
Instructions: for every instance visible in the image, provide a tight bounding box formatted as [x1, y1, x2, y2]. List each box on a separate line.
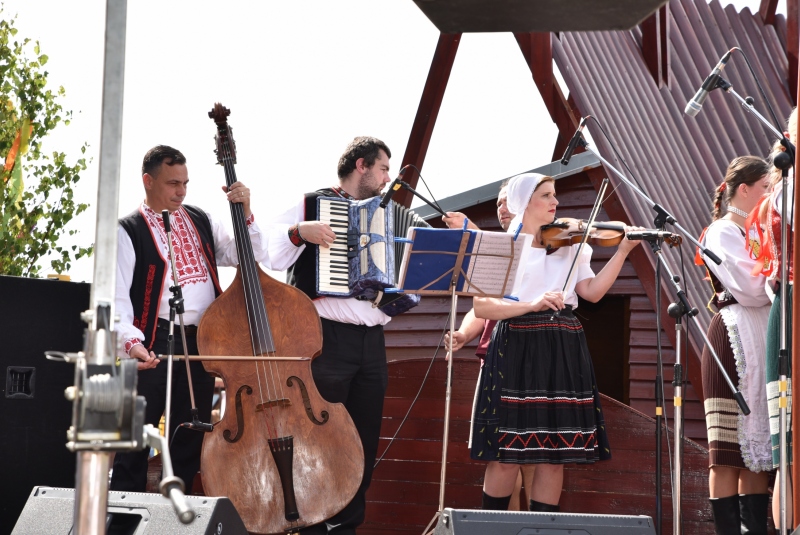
[197, 103, 364, 534]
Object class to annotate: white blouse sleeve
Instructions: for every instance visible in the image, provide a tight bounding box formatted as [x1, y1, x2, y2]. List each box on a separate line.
[704, 221, 770, 307]
[574, 243, 596, 283]
[261, 198, 307, 271]
[115, 226, 146, 351]
[208, 210, 266, 268]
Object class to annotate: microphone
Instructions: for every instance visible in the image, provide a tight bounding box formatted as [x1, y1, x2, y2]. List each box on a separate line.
[379, 168, 407, 208]
[162, 210, 171, 232]
[182, 408, 214, 432]
[626, 230, 674, 241]
[684, 49, 733, 117]
[560, 118, 587, 165]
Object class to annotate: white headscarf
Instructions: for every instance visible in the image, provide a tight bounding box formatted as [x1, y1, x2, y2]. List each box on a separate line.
[505, 172, 546, 235]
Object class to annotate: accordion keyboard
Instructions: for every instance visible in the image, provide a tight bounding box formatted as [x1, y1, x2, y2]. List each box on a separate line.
[317, 198, 352, 294]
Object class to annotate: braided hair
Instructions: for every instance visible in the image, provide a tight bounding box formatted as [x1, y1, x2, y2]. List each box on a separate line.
[711, 155, 769, 221]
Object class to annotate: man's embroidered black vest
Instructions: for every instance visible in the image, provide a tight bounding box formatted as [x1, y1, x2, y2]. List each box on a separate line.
[287, 188, 337, 300]
[119, 205, 221, 349]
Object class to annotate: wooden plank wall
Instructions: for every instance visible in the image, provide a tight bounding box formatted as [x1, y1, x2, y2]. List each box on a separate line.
[362, 358, 715, 534]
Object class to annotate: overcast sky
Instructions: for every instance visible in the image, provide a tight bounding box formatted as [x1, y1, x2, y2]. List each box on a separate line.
[1, 0, 785, 285]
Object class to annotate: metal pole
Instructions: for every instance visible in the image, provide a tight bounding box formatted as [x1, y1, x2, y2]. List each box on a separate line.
[422, 283, 458, 535]
[73, 1, 127, 534]
[778, 167, 789, 535]
[672, 320, 683, 535]
[437, 284, 458, 511]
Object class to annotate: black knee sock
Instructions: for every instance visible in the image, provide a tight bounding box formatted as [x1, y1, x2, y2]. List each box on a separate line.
[529, 499, 560, 512]
[481, 491, 512, 511]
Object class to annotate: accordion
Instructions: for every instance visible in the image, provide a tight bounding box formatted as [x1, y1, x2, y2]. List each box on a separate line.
[316, 196, 430, 316]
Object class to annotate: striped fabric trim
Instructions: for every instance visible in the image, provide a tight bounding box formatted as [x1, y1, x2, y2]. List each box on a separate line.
[708, 428, 740, 443]
[704, 397, 740, 413]
[705, 411, 739, 429]
[502, 395, 594, 405]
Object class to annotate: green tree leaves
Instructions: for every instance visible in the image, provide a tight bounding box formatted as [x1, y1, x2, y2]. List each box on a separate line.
[0, 7, 92, 277]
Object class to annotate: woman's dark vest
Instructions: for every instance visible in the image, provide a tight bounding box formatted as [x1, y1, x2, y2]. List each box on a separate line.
[119, 205, 222, 349]
[287, 188, 337, 300]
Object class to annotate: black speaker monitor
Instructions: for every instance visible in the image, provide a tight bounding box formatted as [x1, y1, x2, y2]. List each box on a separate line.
[434, 508, 656, 535]
[12, 486, 248, 534]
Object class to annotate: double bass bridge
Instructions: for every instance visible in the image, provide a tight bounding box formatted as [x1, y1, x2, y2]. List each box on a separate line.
[255, 398, 292, 412]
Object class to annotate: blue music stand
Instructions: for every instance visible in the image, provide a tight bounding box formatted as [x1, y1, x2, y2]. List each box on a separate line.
[397, 225, 531, 535]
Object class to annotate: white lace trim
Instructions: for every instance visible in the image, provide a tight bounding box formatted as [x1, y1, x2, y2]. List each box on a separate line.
[720, 304, 773, 472]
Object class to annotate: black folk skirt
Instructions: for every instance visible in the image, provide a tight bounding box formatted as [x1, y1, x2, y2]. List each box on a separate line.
[470, 308, 611, 464]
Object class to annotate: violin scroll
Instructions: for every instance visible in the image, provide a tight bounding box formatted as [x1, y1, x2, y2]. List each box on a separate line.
[209, 103, 236, 165]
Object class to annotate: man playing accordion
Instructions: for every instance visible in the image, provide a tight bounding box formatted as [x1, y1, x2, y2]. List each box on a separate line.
[261, 136, 394, 535]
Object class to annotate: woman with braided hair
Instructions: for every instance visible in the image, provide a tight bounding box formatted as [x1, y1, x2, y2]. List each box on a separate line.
[696, 155, 772, 534]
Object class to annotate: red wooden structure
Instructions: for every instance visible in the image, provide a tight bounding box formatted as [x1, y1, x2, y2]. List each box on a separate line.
[364, 0, 800, 531]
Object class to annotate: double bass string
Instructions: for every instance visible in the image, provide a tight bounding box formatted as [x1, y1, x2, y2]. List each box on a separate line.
[220, 137, 284, 437]
[219, 133, 286, 439]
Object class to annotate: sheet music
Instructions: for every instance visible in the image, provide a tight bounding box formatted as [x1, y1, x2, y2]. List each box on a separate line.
[463, 231, 531, 297]
[397, 227, 531, 298]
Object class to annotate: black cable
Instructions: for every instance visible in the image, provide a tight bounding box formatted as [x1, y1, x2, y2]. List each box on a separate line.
[585, 115, 650, 197]
[403, 164, 447, 215]
[732, 47, 784, 134]
[373, 308, 453, 469]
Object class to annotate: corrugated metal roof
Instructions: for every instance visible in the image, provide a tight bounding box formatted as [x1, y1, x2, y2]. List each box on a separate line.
[413, 151, 601, 219]
[552, 0, 792, 338]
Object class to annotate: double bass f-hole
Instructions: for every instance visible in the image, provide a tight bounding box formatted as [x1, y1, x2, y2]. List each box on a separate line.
[223, 384, 253, 444]
[287, 376, 329, 425]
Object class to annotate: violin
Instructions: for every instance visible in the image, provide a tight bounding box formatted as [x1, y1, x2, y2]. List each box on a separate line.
[540, 217, 626, 251]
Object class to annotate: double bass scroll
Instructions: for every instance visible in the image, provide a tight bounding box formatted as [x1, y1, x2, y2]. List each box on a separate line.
[197, 103, 364, 535]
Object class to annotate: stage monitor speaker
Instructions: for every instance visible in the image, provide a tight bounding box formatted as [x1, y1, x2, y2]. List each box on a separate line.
[0, 276, 89, 535]
[433, 508, 656, 535]
[12, 486, 248, 535]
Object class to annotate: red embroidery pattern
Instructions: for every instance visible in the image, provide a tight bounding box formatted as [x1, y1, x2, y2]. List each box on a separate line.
[499, 430, 597, 451]
[288, 224, 305, 247]
[142, 205, 209, 286]
[140, 264, 156, 333]
[124, 338, 142, 355]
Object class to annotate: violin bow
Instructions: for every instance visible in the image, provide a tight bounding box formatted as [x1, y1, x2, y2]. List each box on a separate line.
[552, 178, 610, 318]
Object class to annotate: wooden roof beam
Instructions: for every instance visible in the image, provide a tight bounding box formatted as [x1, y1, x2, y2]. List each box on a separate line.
[641, 5, 670, 88]
[514, 33, 583, 162]
[758, 0, 778, 25]
[396, 33, 461, 208]
[790, 0, 799, 101]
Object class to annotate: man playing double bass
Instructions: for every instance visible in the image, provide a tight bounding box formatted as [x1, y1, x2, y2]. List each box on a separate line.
[262, 136, 393, 534]
[112, 145, 266, 493]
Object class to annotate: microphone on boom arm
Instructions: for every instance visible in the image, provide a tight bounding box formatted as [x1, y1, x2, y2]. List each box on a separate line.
[560, 118, 587, 166]
[684, 49, 733, 117]
[379, 167, 408, 209]
[626, 229, 675, 241]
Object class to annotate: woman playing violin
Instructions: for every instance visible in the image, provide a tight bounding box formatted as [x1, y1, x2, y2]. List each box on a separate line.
[470, 172, 641, 512]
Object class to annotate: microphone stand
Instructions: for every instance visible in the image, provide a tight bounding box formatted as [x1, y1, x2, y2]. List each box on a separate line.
[772, 152, 793, 535]
[566, 131, 749, 535]
[701, 76, 796, 158]
[161, 211, 213, 447]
